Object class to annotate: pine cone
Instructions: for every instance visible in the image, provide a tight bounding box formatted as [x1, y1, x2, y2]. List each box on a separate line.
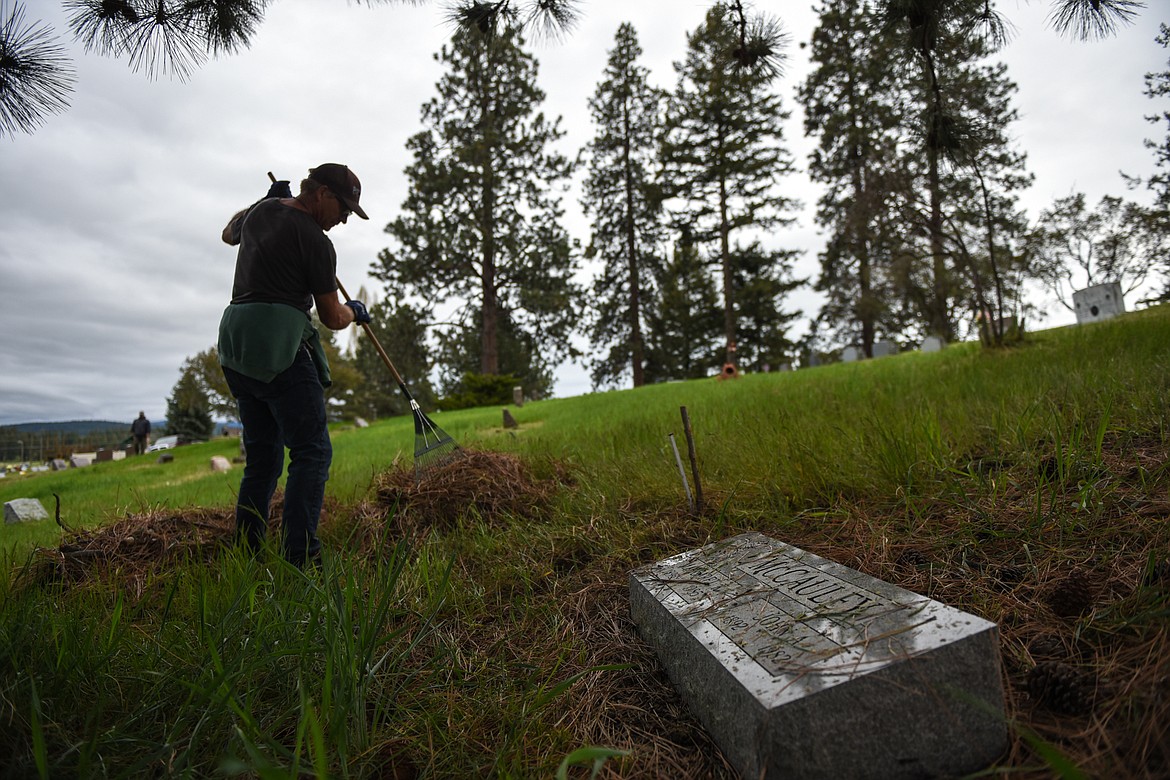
[1027, 634, 1066, 660]
[1026, 661, 1095, 715]
[1045, 569, 1099, 619]
[896, 548, 930, 568]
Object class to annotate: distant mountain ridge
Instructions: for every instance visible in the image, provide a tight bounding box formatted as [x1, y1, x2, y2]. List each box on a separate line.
[2, 420, 163, 434]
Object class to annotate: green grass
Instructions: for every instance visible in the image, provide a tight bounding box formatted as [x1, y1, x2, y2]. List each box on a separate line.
[3, 305, 1170, 777]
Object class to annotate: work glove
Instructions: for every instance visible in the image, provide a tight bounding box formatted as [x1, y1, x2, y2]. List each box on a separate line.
[265, 179, 292, 199]
[345, 300, 372, 325]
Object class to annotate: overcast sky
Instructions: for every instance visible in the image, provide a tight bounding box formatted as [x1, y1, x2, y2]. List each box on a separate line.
[0, 0, 1165, 425]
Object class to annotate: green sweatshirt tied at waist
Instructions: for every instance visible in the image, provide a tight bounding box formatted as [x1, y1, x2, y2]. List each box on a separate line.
[218, 302, 332, 387]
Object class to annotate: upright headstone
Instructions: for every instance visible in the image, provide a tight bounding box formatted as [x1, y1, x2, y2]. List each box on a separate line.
[502, 409, 519, 429]
[513, 386, 525, 407]
[50, 459, 69, 471]
[630, 533, 1006, 779]
[210, 456, 232, 472]
[872, 339, 898, 358]
[95, 448, 114, 462]
[920, 335, 945, 353]
[69, 455, 91, 468]
[1073, 282, 1125, 324]
[841, 346, 860, 363]
[4, 498, 49, 524]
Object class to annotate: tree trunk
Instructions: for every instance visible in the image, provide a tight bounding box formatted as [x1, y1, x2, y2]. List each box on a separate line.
[927, 143, 950, 340]
[622, 93, 645, 388]
[479, 55, 500, 375]
[719, 168, 735, 365]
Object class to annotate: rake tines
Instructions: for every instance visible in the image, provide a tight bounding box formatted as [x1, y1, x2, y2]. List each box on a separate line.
[410, 397, 461, 476]
[331, 276, 463, 476]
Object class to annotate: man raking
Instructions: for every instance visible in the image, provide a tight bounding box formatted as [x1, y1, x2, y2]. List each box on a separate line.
[218, 163, 371, 568]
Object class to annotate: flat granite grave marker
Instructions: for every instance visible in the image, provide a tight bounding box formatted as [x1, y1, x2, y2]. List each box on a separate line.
[630, 533, 1006, 779]
[5, 498, 49, 524]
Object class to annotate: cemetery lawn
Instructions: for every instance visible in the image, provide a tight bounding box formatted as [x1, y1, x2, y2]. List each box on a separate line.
[2, 305, 1169, 778]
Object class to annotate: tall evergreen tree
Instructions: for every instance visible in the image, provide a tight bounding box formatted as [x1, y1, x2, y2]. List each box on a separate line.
[880, 0, 1031, 343]
[579, 22, 666, 390]
[800, 0, 909, 356]
[663, 4, 800, 365]
[373, 29, 580, 383]
[644, 233, 723, 381]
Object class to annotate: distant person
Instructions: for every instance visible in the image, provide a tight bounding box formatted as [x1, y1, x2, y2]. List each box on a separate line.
[130, 411, 151, 454]
[218, 164, 371, 569]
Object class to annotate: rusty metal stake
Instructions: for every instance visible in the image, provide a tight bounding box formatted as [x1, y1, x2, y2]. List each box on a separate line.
[680, 406, 703, 512]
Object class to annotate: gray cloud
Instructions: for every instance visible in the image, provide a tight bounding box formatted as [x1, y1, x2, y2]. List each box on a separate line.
[0, 0, 1164, 424]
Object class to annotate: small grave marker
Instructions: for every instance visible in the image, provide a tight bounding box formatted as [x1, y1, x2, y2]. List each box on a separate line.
[69, 455, 91, 468]
[5, 498, 49, 524]
[872, 339, 898, 358]
[630, 533, 1006, 779]
[502, 409, 519, 429]
[841, 346, 860, 363]
[95, 448, 114, 462]
[513, 386, 525, 407]
[921, 336, 945, 353]
[210, 456, 232, 472]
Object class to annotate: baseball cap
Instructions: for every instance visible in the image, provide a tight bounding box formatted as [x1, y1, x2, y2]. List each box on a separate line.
[308, 163, 369, 220]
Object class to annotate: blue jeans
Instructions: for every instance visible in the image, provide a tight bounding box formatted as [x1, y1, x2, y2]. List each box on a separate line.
[223, 346, 331, 567]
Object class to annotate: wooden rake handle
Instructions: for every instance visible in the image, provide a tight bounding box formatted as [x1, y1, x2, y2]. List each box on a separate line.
[334, 278, 409, 391]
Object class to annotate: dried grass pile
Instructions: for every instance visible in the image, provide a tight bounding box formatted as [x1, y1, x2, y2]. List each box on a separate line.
[22, 506, 236, 590]
[369, 450, 563, 535]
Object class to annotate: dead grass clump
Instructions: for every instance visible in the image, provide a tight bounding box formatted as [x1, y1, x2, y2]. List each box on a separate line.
[22, 506, 236, 590]
[555, 563, 736, 779]
[371, 450, 562, 534]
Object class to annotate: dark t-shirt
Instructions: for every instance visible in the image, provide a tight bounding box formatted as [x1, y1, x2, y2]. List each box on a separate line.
[228, 199, 338, 313]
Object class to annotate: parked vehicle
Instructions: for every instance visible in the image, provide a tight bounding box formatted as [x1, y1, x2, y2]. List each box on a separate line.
[146, 435, 180, 453]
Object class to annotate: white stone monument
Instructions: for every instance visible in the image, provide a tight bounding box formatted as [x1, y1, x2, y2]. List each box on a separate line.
[1073, 282, 1125, 324]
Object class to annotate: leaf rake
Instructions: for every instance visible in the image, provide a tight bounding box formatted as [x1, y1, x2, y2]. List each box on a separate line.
[335, 277, 461, 475]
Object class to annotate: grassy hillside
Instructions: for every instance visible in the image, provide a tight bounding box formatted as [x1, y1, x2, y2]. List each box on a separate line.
[2, 306, 1169, 778]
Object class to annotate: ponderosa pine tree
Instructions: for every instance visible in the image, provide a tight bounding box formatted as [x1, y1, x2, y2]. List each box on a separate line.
[579, 22, 666, 390]
[644, 232, 723, 381]
[373, 28, 579, 385]
[878, 0, 1031, 343]
[662, 4, 799, 366]
[799, 0, 909, 357]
